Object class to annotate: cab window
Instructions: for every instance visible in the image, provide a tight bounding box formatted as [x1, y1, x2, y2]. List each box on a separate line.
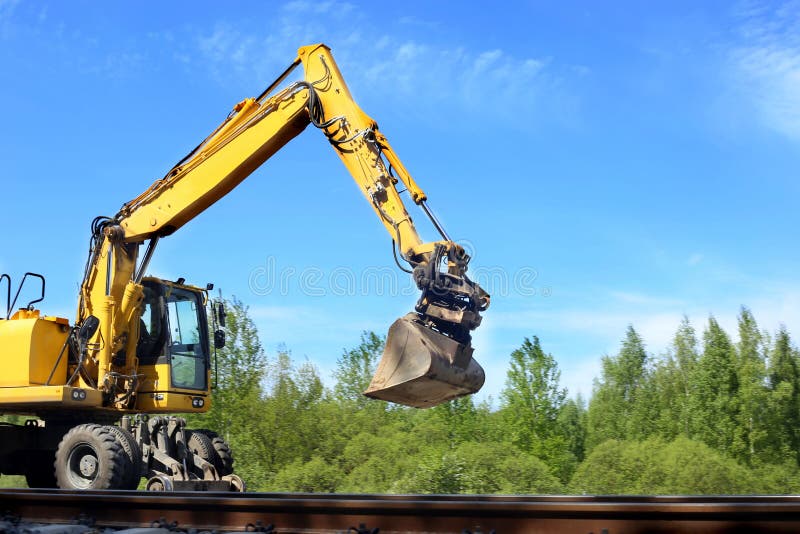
[165, 287, 207, 390]
[137, 284, 165, 365]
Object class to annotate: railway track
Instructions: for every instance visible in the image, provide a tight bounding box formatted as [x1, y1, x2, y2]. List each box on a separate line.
[2, 490, 800, 534]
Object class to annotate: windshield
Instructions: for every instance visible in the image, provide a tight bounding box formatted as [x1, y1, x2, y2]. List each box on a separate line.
[165, 286, 207, 390]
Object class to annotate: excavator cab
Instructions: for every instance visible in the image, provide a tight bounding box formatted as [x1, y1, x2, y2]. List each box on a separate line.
[135, 278, 217, 412]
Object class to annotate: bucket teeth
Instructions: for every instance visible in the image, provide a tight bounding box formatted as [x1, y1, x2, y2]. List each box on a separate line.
[364, 313, 485, 408]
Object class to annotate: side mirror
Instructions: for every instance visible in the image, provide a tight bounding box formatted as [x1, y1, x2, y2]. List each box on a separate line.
[217, 302, 226, 328]
[214, 329, 226, 349]
[78, 315, 100, 344]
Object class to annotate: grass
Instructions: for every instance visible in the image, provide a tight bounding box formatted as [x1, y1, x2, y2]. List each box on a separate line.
[0, 475, 27, 488]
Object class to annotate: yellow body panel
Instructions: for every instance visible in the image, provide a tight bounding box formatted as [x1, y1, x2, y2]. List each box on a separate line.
[137, 362, 170, 393]
[0, 315, 70, 387]
[135, 363, 210, 413]
[0, 385, 102, 411]
[135, 391, 209, 413]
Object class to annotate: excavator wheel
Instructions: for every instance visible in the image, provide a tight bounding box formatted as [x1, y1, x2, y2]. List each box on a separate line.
[185, 430, 216, 475]
[54, 424, 127, 490]
[194, 429, 234, 475]
[105, 425, 142, 490]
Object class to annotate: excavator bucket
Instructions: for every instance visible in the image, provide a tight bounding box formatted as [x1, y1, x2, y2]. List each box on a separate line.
[364, 313, 485, 408]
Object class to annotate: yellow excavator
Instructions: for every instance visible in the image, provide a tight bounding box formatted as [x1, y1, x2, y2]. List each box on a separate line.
[0, 44, 489, 491]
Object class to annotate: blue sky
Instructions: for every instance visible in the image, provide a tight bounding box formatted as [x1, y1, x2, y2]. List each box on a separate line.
[1, 1, 799, 402]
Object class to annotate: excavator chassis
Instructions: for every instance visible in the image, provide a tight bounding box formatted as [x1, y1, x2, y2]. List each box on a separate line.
[0, 414, 243, 491]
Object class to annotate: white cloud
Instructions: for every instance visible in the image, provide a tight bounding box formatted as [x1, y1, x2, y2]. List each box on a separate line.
[468, 311, 507, 406]
[197, 24, 243, 63]
[687, 253, 704, 266]
[560, 355, 602, 400]
[283, 0, 353, 15]
[249, 303, 383, 348]
[0, 0, 19, 37]
[492, 307, 688, 355]
[246, 303, 382, 387]
[182, 2, 572, 124]
[729, 1, 800, 140]
[347, 39, 555, 120]
[397, 15, 440, 30]
[0, 0, 18, 16]
[609, 290, 685, 307]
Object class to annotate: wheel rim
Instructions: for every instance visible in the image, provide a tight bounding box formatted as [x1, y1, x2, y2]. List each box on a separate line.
[66, 442, 100, 488]
[146, 475, 172, 491]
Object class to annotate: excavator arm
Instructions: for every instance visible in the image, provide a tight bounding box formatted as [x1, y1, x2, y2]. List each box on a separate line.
[77, 44, 489, 409]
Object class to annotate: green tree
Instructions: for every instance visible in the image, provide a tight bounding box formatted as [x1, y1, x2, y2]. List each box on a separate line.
[501, 336, 566, 452]
[557, 396, 587, 463]
[333, 331, 385, 406]
[734, 307, 769, 464]
[259, 350, 327, 473]
[337, 429, 413, 493]
[691, 317, 739, 455]
[184, 299, 800, 495]
[570, 437, 757, 494]
[428, 396, 485, 446]
[766, 327, 800, 463]
[500, 336, 576, 480]
[326, 332, 396, 461]
[752, 461, 800, 494]
[456, 442, 562, 494]
[587, 326, 654, 448]
[657, 316, 698, 439]
[650, 357, 681, 439]
[272, 456, 344, 493]
[393, 443, 563, 494]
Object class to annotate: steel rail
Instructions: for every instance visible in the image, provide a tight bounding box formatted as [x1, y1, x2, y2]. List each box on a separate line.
[3, 490, 800, 533]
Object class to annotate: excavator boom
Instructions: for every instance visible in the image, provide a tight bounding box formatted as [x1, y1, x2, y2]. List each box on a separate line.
[80, 44, 489, 409]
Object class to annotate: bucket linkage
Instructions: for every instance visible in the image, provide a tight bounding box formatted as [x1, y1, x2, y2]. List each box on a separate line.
[365, 243, 490, 408]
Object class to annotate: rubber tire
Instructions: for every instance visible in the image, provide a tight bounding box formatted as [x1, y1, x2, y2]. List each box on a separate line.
[54, 423, 127, 490]
[194, 429, 234, 476]
[186, 430, 215, 462]
[24, 451, 58, 488]
[105, 425, 142, 490]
